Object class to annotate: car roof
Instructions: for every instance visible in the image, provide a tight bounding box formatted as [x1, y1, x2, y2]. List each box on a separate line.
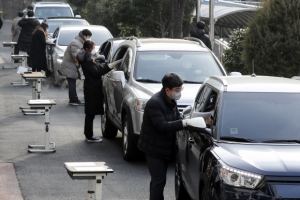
[34, 2, 70, 7]
[206, 75, 300, 93]
[45, 17, 86, 20]
[58, 25, 109, 31]
[123, 38, 209, 52]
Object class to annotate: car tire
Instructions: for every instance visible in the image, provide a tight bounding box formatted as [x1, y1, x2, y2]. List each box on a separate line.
[102, 100, 118, 139]
[175, 152, 190, 200]
[122, 114, 140, 161]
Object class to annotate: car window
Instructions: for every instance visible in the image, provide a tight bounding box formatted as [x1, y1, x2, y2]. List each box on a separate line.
[35, 7, 73, 19]
[219, 92, 300, 141]
[102, 42, 112, 59]
[194, 86, 211, 112]
[48, 19, 88, 33]
[120, 48, 133, 80]
[58, 29, 112, 46]
[134, 51, 224, 83]
[52, 28, 59, 38]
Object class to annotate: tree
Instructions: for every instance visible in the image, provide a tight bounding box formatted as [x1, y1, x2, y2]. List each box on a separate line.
[223, 29, 248, 75]
[242, 0, 300, 77]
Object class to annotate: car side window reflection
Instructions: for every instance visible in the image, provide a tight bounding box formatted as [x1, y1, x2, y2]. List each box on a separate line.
[195, 86, 211, 112]
[120, 48, 132, 80]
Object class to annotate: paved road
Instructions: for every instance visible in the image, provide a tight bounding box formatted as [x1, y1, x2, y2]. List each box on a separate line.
[0, 21, 176, 200]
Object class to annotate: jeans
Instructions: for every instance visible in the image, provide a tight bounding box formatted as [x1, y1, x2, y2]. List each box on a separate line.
[146, 154, 169, 200]
[67, 78, 79, 103]
[84, 114, 95, 138]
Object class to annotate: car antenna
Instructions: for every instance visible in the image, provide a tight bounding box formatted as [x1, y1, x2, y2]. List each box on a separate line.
[251, 59, 256, 77]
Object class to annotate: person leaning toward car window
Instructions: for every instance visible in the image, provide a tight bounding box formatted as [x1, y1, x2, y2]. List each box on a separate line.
[31, 22, 49, 73]
[77, 40, 118, 142]
[138, 72, 199, 200]
[11, 11, 24, 56]
[60, 29, 92, 106]
[18, 10, 40, 68]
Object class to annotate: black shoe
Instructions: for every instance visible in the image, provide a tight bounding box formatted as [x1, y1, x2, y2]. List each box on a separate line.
[71, 100, 84, 106]
[86, 136, 102, 143]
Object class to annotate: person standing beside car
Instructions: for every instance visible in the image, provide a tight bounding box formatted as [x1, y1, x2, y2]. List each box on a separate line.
[190, 21, 212, 50]
[11, 11, 24, 56]
[138, 72, 198, 200]
[60, 29, 92, 106]
[77, 40, 115, 142]
[18, 10, 40, 67]
[31, 22, 49, 73]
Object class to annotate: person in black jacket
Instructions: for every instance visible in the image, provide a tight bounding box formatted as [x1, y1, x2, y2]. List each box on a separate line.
[18, 10, 40, 67]
[31, 22, 48, 72]
[190, 21, 212, 50]
[138, 73, 198, 200]
[77, 40, 114, 142]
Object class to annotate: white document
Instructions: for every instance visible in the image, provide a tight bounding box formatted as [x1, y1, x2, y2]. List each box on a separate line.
[29, 100, 51, 104]
[74, 167, 106, 172]
[17, 66, 28, 74]
[66, 162, 96, 167]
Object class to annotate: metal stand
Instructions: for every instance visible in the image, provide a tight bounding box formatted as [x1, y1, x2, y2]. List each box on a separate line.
[11, 55, 29, 86]
[27, 100, 56, 153]
[64, 162, 114, 200]
[2, 42, 18, 69]
[20, 72, 46, 115]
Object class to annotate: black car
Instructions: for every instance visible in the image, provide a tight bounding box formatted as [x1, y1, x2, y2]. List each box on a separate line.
[176, 75, 300, 200]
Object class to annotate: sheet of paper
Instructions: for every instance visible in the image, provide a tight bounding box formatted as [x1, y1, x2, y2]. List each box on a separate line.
[29, 100, 51, 104]
[74, 167, 106, 171]
[66, 162, 96, 167]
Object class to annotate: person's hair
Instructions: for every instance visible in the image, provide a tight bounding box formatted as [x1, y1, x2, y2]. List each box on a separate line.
[27, 10, 34, 17]
[33, 23, 49, 34]
[27, 6, 33, 10]
[18, 11, 24, 17]
[82, 29, 92, 37]
[196, 21, 205, 29]
[162, 73, 183, 90]
[83, 40, 95, 51]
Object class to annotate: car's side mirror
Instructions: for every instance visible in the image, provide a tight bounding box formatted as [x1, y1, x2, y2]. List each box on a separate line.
[182, 106, 192, 118]
[110, 71, 125, 88]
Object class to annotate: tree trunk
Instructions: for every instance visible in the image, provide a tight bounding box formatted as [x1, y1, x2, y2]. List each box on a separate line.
[172, 0, 186, 38]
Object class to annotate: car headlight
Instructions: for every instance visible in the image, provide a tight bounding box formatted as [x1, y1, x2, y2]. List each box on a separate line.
[135, 99, 148, 112]
[218, 162, 263, 189]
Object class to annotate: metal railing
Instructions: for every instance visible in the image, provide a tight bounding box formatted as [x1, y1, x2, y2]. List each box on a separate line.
[214, 38, 230, 63]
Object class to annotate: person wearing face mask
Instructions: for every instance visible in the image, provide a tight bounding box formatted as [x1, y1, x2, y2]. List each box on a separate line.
[138, 72, 199, 200]
[60, 29, 92, 106]
[77, 40, 116, 142]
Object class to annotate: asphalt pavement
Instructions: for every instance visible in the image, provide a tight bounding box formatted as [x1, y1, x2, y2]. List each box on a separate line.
[0, 21, 176, 200]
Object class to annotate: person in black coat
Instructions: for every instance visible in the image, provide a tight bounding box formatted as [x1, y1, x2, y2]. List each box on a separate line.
[190, 21, 212, 50]
[77, 40, 114, 142]
[31, 22, 49, 72]
[17, 10, 40, 67]
[138, 73, 199, 200]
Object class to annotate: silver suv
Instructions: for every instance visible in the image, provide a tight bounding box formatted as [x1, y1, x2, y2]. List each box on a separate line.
[102, 37, 227, 160]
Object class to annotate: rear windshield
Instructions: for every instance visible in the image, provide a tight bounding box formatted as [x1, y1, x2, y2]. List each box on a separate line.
[58, 29, 112, 46]
[35, 7, 73, 19]
[48, 20, 88, 33]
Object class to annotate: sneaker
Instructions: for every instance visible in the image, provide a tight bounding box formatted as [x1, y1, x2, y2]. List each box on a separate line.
[72, 101, 84, 106]
[86, 135, 102, 143]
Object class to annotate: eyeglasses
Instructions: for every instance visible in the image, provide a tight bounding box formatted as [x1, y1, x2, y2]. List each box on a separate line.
[172, 86, 184, 92]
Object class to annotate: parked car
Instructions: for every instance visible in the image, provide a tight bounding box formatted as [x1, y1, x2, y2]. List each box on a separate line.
[99, 38, 126, 63]
[176, 75, 300, 200]
[43, 17, 89, 37]
[47, 25, 112, 85]
[24, 2, 78, 23]
[102, 37, 227, 160]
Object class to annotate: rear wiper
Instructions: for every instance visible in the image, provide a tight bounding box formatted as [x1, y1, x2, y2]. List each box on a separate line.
[136, 79, 161, 83]
[219, 136, 257, 143]
[262, 139, 300, 144]
[183, 80, 203, 84]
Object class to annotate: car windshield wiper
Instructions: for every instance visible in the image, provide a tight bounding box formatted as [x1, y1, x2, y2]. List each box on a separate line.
[262, 139, 300, 144]
[136, 79, 161, 83]
[183, 80, 203, 84]
[219, 136, 257, 143]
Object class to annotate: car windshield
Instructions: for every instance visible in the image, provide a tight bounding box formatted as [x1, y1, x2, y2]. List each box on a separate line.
[58, 29, 112, 46]
[48, 20, 88, 33]
[134, 51, 224, 83]
[35, 7, 73, 19]
[218, 92, 300, 142]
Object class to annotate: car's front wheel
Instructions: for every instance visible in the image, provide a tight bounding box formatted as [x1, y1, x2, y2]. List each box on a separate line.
[102, 100, 118, 139]
[122, 114, 140, 161]
[175, 151, 190, 200]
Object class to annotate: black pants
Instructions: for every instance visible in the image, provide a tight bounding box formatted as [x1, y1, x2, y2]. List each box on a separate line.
[84, 114, 95, 138]
[27, 52, 32, 67]
[146, 154, 169, 200]
[14, 44, 19, 55]
[67, 78, 78, 103]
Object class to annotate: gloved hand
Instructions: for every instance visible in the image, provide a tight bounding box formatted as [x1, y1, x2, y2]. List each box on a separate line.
[182, 117, 206, 128]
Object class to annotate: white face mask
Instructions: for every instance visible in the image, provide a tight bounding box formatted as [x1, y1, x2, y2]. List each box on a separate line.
[91, 49, 96, 55]
[171, 91, 181, 100]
